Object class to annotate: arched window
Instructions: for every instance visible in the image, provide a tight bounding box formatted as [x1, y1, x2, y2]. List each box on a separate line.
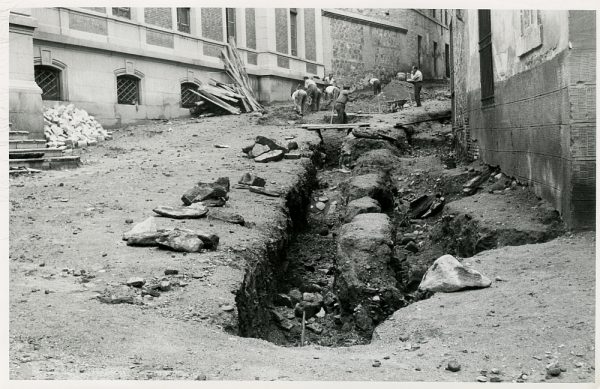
[180, 82, 200, 108]
[116, 75, 140, 105]
[34, 65, 61, 100]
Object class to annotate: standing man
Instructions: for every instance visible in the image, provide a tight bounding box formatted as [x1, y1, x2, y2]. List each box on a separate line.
[369, 77, 381, 95]
[407, 66, 423, 107]
[291, 85, 308, 115]
[323, 73, 336, 86]
[334, 86, 355, 124]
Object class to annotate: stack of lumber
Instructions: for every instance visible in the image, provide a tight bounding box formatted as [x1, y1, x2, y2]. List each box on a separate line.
[191, 38, 263, 116]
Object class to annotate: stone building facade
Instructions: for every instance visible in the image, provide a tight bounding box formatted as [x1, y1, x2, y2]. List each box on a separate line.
[19, 7, 325, 128]
[322, 8, 450, 88]
[450, 10, 596, 230]
[10, 7, 449, 133]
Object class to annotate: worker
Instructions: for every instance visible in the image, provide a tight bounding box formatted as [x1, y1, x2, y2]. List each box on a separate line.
[323, 85, 340, 108]
[369, 77, 381, 95]
[407, 66, 423, 107]
[304, 76, 317, 89]
[323, 73, 336, 86]
[306, 81, 322, 112]
[291, 85, 308, 115]
[334, 86, 355, 124]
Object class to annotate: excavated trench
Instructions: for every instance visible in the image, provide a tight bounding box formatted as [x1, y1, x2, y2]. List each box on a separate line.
[233, 115, 565, 348]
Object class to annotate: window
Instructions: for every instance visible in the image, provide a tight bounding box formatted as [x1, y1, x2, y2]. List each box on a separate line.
[445, 10, 448, 25]
[520, 10, 538, 34]
[177, 8, 191, 33]
[417, 35, 422, 69]
[112, 7, 131, 19]
[433, 41, 438, 76]
[290, 8, 298, 56]
[117, 75, 140, 105]
[180, 82, 200, 108]
[445, 43, 450, 78]
[518, 10, 542, 56]
[432, 10, 436, 18]
[226, 8, 236, 42]
[478, 10, 494, 103]
[35, 65, 61, 100]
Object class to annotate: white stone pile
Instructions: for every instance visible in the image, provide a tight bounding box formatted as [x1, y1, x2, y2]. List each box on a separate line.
[44, 104, 111, 149]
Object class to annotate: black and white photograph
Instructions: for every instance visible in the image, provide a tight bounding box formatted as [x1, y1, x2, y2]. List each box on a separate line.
[4, 0, 597, 385]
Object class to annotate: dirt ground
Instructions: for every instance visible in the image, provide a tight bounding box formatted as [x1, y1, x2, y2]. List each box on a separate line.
[7, 91, 596, 384]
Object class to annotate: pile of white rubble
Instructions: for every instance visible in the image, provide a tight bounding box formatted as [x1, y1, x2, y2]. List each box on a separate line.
[44, 104, 112, 149]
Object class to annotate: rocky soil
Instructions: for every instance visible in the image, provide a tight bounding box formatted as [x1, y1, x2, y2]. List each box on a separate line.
[8, 88, 595, 383]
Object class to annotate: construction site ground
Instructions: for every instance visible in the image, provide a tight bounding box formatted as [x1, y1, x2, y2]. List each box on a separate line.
[8, 86, 595, 383]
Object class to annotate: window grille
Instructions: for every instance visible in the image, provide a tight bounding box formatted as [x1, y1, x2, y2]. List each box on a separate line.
[290, 8, 298, 56]
[117, 75, 140, 105]
[478, 10, 494, 103]
[226, 8, 236, 42]
[112, 7, 131, 19]
[35, 66, 61, 100]
[177, 8, 191, 33]
[181, 83, 200, 108]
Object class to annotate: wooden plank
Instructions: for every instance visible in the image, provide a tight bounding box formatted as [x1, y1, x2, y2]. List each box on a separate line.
[300, 123, 371, 129]
[189, 89, 240, 115]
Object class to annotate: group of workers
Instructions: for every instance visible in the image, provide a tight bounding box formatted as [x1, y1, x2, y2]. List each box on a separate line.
[291, 66, 423, 123]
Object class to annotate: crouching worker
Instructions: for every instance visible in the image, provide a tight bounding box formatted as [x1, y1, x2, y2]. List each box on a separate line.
[291, 86, 308, 115]
[334, 86, 354, 124]
[307, 82, 322, 112]
[324, 85, 340, 108]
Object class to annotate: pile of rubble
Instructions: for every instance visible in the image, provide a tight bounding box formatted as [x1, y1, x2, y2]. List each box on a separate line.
[43, 104, 112, 149]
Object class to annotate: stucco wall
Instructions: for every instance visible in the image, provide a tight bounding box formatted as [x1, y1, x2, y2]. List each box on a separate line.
[451, 9, 595, 229]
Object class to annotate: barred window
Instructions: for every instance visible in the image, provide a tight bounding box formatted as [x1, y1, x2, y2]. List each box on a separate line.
[290, 8, 298, 56]
[226, 8, 236, 42]
[117, 75, 140, 105]
[112, 7, 131, 19]
[177, 8, 191, 33]
[34, 65, 61, 100]
[181, 82, 200, 108]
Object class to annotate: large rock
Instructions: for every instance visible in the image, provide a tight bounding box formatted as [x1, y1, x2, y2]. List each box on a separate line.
[351, 124, 408, 148]
[122, 217, 158, 241]
[206, 208, 245, 225]
[153, 204, 208, 219]
[353, 149, 403, 175]
[126, 230, 169, 247]
[334, 213, 403, 322]
[238, 172, 266, 187]
[340, 133, 401, 168]
[419, 254, 492, 292]
[345, 196, 381, 222]
[155, 229, 204, 252]
[340, 173, 395, 211]
[254, 149, 284, 163]
[255, 135, 287, 151]
[181, 177, 230, 206]
[249, 143, 270, 158]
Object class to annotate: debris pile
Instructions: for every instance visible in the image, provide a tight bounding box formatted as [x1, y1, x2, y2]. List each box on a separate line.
[191, 38, 263, 117]
[241, 135, 303, 162]
[43, 104, 111, 149]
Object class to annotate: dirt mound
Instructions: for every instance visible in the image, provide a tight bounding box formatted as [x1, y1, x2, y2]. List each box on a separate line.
[378, 79, 412, 102]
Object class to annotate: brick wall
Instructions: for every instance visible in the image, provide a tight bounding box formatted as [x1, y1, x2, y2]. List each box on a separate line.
[144, 8, 172, 29]
[202, 8, 223, 41]
[275, 8, 288, 54]
[245, 8, 256, 49]
[304, 9, 316, 61]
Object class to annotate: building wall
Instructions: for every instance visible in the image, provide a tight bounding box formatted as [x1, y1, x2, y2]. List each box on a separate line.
[27, 7, 326, 126]
[451, 9, 595, 229]
[322, 8, 449, 89]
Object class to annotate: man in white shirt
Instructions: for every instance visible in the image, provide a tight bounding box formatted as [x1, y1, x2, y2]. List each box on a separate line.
[291, 86, 308, 115]
[407, 66, 423, 107]
[369, 77, 381, 95]
[323, 85, 340, 108]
